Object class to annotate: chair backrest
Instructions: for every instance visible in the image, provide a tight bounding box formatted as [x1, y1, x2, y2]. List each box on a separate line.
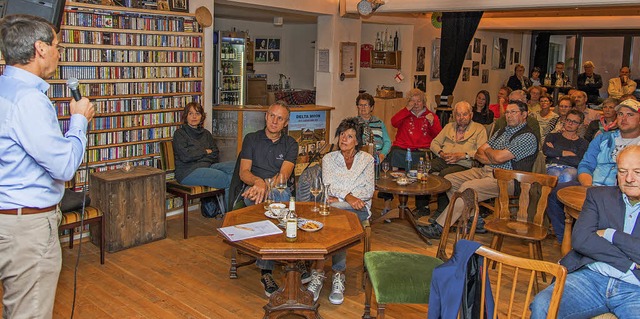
[493, 168, 557, 226]
[296, 164, 322, 202]
[474, 245, 567, 319]
[436, 188, 479, 262]
[435, 94, 454, 107]
[159, 140, 175, 172]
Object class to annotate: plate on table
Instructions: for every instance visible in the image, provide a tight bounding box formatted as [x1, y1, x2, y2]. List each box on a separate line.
[389, 172, 405, 179]
[264, 211, 279, 219]
[298, 220, 323, 232]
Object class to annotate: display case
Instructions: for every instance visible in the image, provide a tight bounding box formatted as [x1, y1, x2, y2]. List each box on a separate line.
[211, 105, 334, 175]
[371, 51, 402, 69]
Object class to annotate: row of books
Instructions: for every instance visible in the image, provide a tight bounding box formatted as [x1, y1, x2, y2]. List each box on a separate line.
[63, 10, 200, 33]
[165, 196, 184, 210]
[58, 110, 181, 132]
[54, 66, 203, 80]
[47, 81, 202, 98]
[86, 141, 161, 162]
[60, 48, 202, 64]
[55, 95, 198, 116]
[61, 29, 202, 48]
[88, 125, 178, 147]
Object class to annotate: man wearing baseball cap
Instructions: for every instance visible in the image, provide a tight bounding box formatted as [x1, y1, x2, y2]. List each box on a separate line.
[546, 99, 640, 245]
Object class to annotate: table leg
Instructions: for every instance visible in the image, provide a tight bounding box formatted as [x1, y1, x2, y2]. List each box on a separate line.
[561, 208, 576, 256]
[263, 261, 321, 319]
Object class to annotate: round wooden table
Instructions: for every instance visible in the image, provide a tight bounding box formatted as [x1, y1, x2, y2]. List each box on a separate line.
[221, 202, 363, 319]
[556, 185, 588, 255]
[375, 174, 451, 244]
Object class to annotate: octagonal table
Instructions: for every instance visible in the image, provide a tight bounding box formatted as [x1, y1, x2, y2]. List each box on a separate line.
[557, 185, 588, 255]
[221, 202, 364, 319]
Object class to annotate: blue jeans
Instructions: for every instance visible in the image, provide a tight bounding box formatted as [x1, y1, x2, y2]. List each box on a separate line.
[181, 161, 235, 209]
[546, 180, 581, 244]
[254, 188, 292, 271]
[329, 201, 369, 272]
[530, 268, 640, 319]
[546, 164, 578, 183]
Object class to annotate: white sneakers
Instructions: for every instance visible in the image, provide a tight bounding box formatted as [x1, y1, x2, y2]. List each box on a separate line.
[328, 272, 345, 305]
[306, 269, 325, 302]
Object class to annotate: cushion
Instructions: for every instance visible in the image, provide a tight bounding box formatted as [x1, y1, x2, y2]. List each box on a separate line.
[61, 206, 103, 225]
[364, 251, 443, 304]
[166, 180, 219, 195]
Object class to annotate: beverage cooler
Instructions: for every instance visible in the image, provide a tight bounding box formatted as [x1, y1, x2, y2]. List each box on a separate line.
[213, 30, 246, 105]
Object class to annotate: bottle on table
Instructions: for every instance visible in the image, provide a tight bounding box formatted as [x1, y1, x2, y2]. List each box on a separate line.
[405, 148, 413, 173]
[417, 157, 425, 180]
[286, 197, 297, 242]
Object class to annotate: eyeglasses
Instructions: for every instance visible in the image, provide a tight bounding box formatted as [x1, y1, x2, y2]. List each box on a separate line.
[357, 104, 370, 107]
[565, 119, 581, 125]
[503, 110, 522, 115]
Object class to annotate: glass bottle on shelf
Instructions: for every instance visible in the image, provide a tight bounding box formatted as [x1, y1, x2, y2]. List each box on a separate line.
[393, 31, 399, 51]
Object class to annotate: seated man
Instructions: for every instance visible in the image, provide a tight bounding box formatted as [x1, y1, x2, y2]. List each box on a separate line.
[571, 90, 601, 138]
[427, 101, 488, 221]
[492, 90, 541, 143]
[576, 61, 603, 105]
[381, 88, 442, 216]
[546, 99, 640, 245]
[418, 100, 538, 239]
[608, 66, 637, 100]
[530, 145, 640, 318]
[238, 101, 298, 297]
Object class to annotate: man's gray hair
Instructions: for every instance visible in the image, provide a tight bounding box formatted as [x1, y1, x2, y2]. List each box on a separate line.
[454, 101, 473, 114]
[509, 90, 528, 103]
[0, 14, 56, 66]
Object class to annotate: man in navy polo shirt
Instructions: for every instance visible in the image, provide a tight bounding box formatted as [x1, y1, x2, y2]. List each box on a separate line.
[238, 101, 298, 297]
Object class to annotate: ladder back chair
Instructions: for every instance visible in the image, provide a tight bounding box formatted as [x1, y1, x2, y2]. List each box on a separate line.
[159, 140, 225, 239]
[483, 168, 557, 282]
[59, 180, 105, 264]
[474, 245, 567, 319]
[436, 188, 480, 262]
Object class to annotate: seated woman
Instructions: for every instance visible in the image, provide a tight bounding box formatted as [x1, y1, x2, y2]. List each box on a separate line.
[472, 89, 494, 125]
[305, 118, 374, 305]
[507, 64, 532, 91]
[542, 109, 589, 183]
[356, 92, 391, 161]
[173, 102, 235, 214]
[530, 93, 559, 143]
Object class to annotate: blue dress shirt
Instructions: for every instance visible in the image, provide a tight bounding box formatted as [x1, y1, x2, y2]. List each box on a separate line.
[0, 66, 88, 209]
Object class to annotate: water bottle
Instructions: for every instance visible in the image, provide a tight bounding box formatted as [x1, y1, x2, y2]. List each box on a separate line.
[405, 148, 413, 173]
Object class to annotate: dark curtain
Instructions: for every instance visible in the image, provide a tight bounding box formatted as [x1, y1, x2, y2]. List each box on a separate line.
[533, 32, 550, 78]
[439, 11, 483, 97]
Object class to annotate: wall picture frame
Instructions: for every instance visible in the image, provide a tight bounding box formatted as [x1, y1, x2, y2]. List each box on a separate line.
[340, 42, 357, 78]
[431, 38, 441, 80]
[169, 0, 187, 12]
[255, 37, 281, 64]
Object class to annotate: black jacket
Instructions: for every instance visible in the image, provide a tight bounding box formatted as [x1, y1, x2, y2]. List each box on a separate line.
[172, 124, 219, 182]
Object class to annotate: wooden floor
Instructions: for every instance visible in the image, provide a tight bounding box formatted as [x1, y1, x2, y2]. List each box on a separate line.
[1, 197, 564, 319]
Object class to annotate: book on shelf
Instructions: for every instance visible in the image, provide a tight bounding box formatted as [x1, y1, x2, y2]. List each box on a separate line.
[218, 220, 283, 242]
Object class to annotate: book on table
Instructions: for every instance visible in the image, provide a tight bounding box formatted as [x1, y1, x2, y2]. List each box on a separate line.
[218, 220, 283, 242]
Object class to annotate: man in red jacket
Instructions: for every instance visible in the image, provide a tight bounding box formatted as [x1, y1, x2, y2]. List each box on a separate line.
[380, 88, 442, 216]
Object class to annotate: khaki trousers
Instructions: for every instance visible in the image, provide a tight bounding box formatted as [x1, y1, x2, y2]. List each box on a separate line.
[0, 208, 61, 319]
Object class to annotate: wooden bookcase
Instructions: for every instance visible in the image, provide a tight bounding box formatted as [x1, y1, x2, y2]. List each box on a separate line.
[0, 1, 204, 190]
[371, 50, 402, 69]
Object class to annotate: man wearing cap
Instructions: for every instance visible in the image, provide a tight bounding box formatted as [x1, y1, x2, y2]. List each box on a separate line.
[577, 61, 603, 105]
[608, 67, 637, 100]
[546, 99, 640, 245]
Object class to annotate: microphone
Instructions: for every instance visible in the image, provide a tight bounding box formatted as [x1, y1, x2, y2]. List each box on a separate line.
[67, 77, 82, 101]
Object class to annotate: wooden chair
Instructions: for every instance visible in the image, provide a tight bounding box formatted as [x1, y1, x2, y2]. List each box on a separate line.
[59, 181, 105, 264]
[474, 245, 567, 319]
[435, 94, 454, 124]
[159, 141, 225, 239]
[436, 188, 479, 262]
[484, 168, 558, 278]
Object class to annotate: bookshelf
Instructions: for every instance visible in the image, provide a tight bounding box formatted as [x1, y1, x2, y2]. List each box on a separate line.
[0, 1, 204, 189]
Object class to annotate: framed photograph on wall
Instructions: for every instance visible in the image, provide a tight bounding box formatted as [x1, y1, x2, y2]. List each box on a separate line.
[416, 46, 426, 72]
[482, 69, 489, 83]
[462, 67, 470, 82]
[473, 38, 481, 53]
[431, 38, 440, 80]
[492, 37, 508, 70]
[481, 44, 487, 64]
[340, 42, 357, 78]
[169, 0, 187, 12]
[255, 37, 281, 63]
[414, 75, 427, 92]
[472, 61, 480, 76]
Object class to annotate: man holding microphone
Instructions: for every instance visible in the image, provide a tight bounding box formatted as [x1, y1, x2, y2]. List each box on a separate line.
[0, 14, 94, 318]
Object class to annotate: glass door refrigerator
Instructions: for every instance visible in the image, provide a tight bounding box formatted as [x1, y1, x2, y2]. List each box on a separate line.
[213, 30, 246, 106]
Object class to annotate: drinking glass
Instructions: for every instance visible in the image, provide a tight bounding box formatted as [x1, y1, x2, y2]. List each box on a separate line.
[263, 178, 274, 210]
[381, 162, 390, 178]
[319, 183, 331, 216]
[275, 173, 287, 201]
[425, 160, 431, 174]
[310, 173, 323, 212]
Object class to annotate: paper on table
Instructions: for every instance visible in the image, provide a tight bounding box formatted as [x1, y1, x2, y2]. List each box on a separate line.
[218, 220, 283, 242]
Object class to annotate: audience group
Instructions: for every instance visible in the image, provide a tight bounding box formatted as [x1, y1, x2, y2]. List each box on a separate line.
[172, 63, 640, 315]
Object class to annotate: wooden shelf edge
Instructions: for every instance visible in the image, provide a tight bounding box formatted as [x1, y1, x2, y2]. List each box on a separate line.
[50, 91, 202, 102]
[87, 137, 171, 150]
[66, 1, 197, 18]
[47, 77, 203, 84]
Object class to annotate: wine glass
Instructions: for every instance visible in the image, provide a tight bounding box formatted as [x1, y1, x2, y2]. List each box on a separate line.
[263, 178, 274, 210]
[310, 173, 323, 212]
[425, 160, 431, 174]
[381, 162, 390, 178]
[275, 173, 287, 201]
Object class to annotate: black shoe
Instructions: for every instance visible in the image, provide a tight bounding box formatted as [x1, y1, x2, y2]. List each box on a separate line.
[261, 273, 279, 297]
[414, 206, 430, 217]
[417, 223, 443, 239]
[296, 261, 311, 284]
[428, 210, 443, 224]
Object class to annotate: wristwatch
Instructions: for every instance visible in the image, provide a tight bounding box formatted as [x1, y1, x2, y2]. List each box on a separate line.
[465, 153, 470, 160]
